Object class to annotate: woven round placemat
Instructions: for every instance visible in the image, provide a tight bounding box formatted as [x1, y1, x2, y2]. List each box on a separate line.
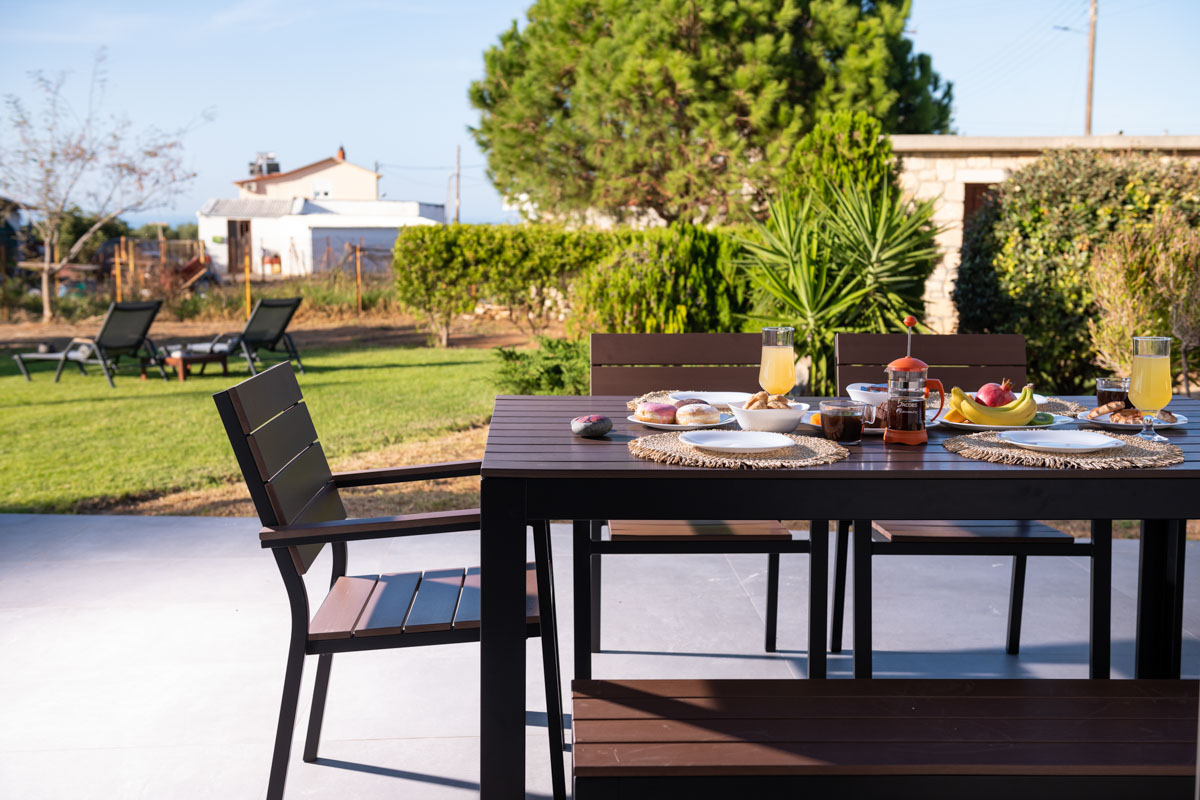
[1038, 396, 1087, 416]
[628, 431, 848, 469]
[944, 431, 1183, 469]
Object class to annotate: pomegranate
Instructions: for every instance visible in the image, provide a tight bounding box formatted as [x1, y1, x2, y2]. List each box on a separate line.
[976, 378, 1016, 408]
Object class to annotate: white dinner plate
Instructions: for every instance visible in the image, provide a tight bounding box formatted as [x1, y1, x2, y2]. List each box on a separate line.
[938, 413, 1073, 432]
[799, 411, 940, 433]
[679, 430, 795, 454]
[627, 414, 735, 431]
[1076, 411, 1189, 431]
[668, 391, 754, 410]
[997, 429, 1123, 454]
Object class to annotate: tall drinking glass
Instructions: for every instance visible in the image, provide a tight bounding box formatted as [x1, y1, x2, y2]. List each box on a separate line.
[1129, 336, 1173, 444]
[759, 327, 796, 396]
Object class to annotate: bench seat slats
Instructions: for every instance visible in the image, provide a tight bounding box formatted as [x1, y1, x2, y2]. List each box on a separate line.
[354, 571, 422, 637]
[873, 519, 1072, 543]
[452, 567, 482, 629]
[572, 679, 1199, 780]
[403, 568, 466, 633]
[609, 520, 791, 541]
[309, 575, 378, 641]
[573, 741, 1197, 777]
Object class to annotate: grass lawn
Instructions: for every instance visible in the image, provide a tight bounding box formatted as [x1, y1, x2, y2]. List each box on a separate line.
[0, 345, 499, 512]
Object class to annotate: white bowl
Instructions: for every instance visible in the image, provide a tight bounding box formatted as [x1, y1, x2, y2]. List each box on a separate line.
[846, 382, 890, 407]
[728, 400, 810, 432]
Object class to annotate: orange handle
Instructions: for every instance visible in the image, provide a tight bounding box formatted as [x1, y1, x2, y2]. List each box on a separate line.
[925, 379, 946, 421]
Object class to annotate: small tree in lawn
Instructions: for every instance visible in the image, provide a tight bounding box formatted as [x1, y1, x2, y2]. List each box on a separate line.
[393, 224, 480, 347]
[0, 51, 202, 322]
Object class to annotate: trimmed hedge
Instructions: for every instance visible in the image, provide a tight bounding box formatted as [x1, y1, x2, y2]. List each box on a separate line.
[954, 149, 1200, 393]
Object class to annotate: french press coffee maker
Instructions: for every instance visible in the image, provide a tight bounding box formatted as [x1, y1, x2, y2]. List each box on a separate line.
[883, 317, 945, 446]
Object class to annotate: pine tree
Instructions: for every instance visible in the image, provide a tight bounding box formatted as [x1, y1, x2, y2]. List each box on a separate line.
[469, 0, 951, 225]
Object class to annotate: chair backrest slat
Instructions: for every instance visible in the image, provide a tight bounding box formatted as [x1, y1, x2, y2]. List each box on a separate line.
[835, 333, 1027, 395]
[96, 300, 162, 352]
[214, 362, 344, 576]
[248, 402, 320, 481]
[590, 333, 762, 395]
[242, 297, 302, 348]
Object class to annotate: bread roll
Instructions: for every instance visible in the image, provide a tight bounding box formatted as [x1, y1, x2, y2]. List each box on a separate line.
[634, 402, 677, 424]
[676, 403, 720, 425]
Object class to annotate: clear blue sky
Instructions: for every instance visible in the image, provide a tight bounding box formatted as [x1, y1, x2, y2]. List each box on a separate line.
[2, 0, 1197, 227]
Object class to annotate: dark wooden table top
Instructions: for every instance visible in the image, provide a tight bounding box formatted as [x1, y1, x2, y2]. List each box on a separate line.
[482, 395, 1200, 481]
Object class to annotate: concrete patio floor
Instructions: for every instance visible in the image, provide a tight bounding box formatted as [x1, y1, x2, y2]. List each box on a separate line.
[1, 513, 1198, 799]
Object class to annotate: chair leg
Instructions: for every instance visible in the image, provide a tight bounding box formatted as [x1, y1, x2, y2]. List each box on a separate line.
[302, 653, 333, 763]
[285, 334, 305, 374]
[589, 520, 602, 654]
[14, 355, 30, 381]
[1006, 555, 1028, 655]
[830, 520, 850, 653]
[243, 341, 259, 376]
[533, 521, 567, 800]
[1090, 521, 1112, 679]
[53, 353, 69, 383]
[267, 631, 306, 800]
[765, 553, 780, 653]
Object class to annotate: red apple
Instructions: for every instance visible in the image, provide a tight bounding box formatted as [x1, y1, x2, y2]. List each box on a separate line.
[976, 378, 1016, 407]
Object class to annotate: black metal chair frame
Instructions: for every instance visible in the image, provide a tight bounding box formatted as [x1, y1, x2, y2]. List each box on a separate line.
[12, 300, 168, 387]
[213, 363, 565, 799]
[194, 297, 305, 375]
[829, 333, 1112, 678]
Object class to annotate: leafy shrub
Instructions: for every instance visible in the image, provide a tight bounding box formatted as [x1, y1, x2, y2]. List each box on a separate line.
[569, 224, 744, 335]
[495, 336, 590, 395]
[784, 110, 900, 206]
[393, 225, 482, 346]
[955, 150, 1200, 393]
[470, 225, 609, 334]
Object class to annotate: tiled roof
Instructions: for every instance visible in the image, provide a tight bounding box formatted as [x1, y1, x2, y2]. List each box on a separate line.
[200, 198, 294, 218]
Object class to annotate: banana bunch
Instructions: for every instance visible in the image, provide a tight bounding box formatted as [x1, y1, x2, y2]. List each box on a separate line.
[950, 384, 1037, 426]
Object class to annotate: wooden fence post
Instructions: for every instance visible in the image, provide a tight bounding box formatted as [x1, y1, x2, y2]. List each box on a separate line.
[126, 238, 135, 296]
[355, 239, 363, 315]
[114, 239, 123, 302]
[0, 243, 7, 322]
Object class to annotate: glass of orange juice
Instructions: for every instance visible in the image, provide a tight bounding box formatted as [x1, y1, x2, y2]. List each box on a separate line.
[759, 327, 796, 396]
[1129, 336, 1172, 443]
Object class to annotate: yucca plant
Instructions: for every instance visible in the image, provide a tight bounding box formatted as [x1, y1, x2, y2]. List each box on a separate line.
[738, 185, 942, 394]
[738, 196, 873, 394]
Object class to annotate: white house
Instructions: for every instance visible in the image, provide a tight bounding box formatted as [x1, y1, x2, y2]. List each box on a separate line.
[197, 149, 444, 277]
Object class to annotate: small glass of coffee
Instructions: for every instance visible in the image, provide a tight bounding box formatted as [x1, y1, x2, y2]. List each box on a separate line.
[1096, 376, 1131, 410]
[819, 400, 875, 446]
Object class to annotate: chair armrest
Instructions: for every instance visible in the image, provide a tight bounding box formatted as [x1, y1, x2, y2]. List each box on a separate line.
[259, 508, 481, 548]
[331, 460, 482, 488]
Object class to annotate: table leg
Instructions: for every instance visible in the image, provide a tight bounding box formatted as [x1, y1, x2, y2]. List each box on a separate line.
[590, 520, 603, 653]
[1135, 519, 1187, 679]
[573, 520, 593, 680]
[808, 520, 828, 680]
[852, 519, 873, 679]
[1089, 520, 1112, 679]
[480, 478, 527, 799]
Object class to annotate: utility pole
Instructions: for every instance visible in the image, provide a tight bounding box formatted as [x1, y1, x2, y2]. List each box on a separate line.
[1085, 0, 1097, 135]
[454, 145, 461, 224]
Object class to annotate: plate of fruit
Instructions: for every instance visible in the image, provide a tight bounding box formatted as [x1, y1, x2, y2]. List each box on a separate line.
[940, 382, 1072, 431]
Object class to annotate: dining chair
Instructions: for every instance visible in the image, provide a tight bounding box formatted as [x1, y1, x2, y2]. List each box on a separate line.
[584, 333, 810, 658]
[213, 362, 565, 800]
[830, 333, 1111, 677]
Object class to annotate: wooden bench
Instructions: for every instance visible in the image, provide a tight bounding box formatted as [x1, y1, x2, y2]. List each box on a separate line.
[572, 679, 1198, 799]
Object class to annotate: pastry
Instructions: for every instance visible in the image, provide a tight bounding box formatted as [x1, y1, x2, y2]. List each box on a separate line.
[1110, 408, 1142, 424]
[766, 394, 791, 409]
[676, 403, 721, 425]
[1159, 409, 1178, 423]
[1087, 400, 1125, 420]
[673, 397, 707, 409]
[634, 402, 677, 424]
[744, 391, 769, 410]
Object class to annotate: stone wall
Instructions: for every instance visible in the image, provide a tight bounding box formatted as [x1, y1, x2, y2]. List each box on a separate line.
[891, 135, 1200, 334]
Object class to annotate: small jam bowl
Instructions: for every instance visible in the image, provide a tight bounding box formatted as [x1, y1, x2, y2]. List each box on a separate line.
[728, 400, 810, 433]
[846, 382, 890, 410]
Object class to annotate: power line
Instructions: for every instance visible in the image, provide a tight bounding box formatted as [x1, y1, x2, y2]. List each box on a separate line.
[375, 163, 485, 171]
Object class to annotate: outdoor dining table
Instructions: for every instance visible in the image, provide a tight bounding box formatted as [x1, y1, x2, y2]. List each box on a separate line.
[478, 393, 1200, 798]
